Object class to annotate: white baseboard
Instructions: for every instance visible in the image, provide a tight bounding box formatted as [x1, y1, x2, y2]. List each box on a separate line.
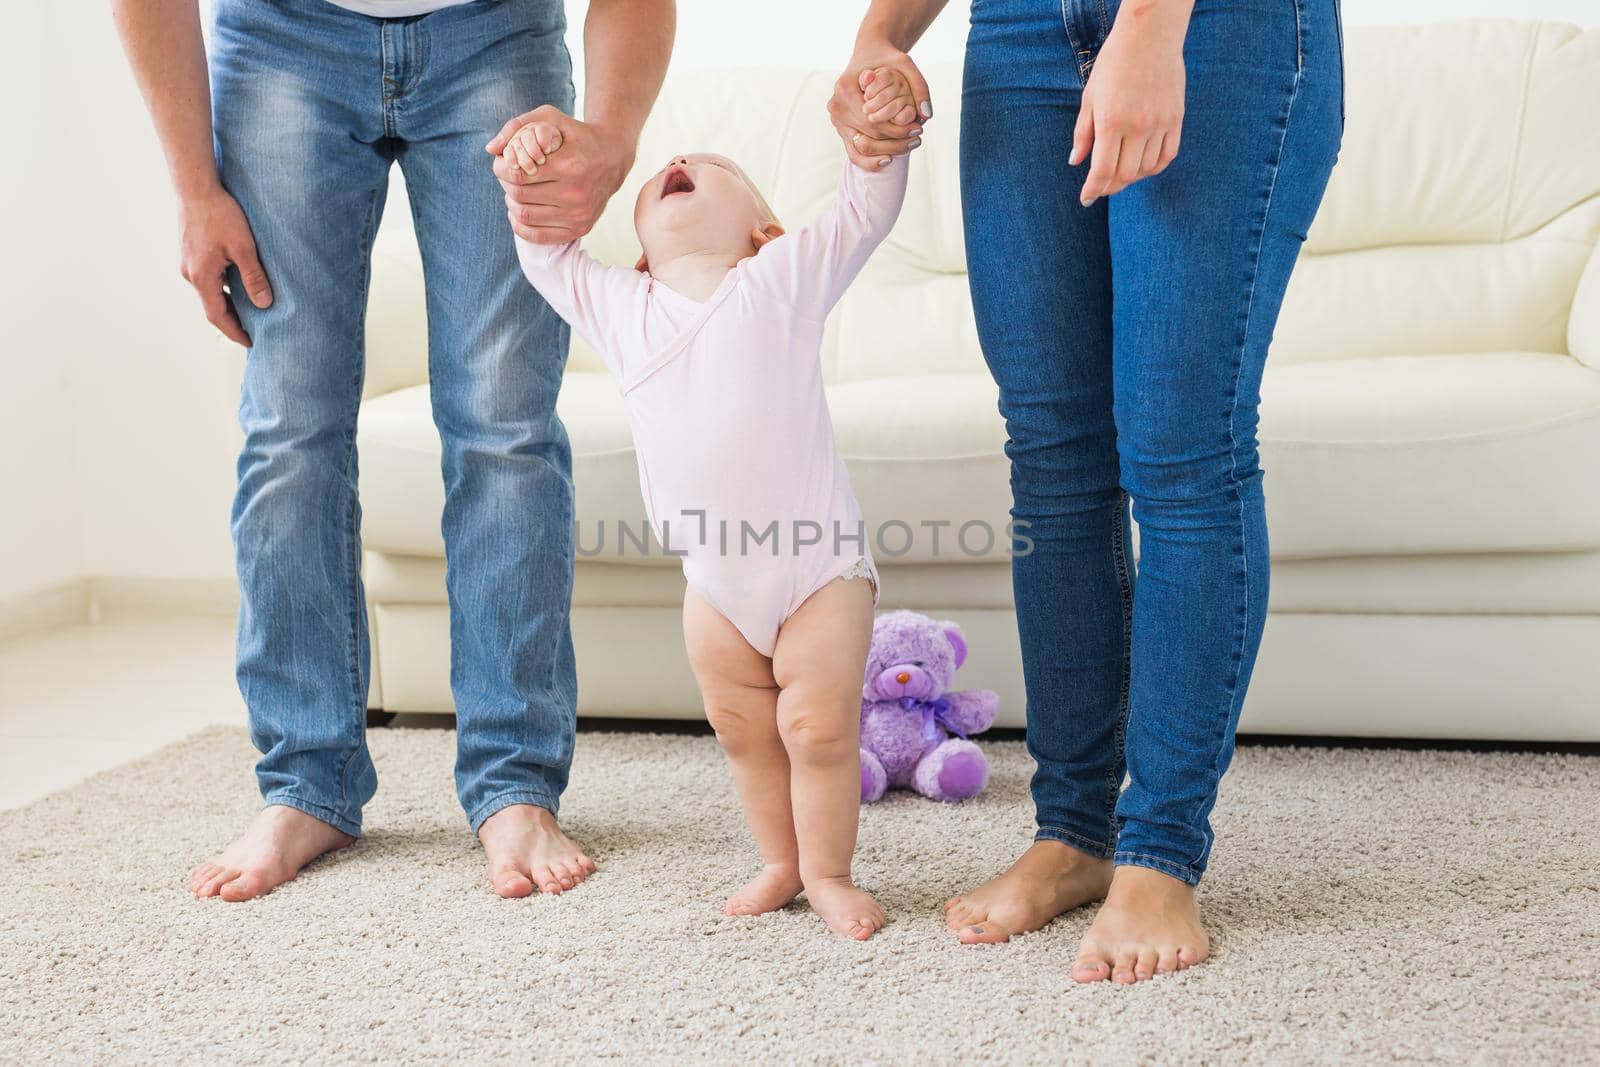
[87, 576, 239, 621]
[0, 576, 239, 641]
[0, 581, 91, 642]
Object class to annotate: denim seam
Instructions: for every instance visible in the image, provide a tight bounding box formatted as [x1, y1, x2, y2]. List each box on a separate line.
[334, 181, 385, 815]
[1114, 849, 1201, 886]
[1037, 825, 1116, 859]
[468, 788, 562, 835]
[1186, 0, 1308, 874]
[264, 792, 363, 839]
[1105, 489, 1132, 839]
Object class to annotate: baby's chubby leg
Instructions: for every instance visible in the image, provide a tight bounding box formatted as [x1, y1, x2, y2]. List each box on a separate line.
[772, 576, 883, 940]
[683, 589, 804, 917]
[502, 120, 563, 176]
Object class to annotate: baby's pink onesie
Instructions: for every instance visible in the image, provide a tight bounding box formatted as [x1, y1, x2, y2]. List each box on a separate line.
[516, 157, 909, 656]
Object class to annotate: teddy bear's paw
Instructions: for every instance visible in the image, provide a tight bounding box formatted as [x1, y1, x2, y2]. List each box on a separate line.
[860, 749, 889, 803]
[913, 739, 988, 802]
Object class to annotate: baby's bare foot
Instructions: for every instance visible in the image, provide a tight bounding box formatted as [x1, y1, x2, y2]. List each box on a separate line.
[723, 863, 804, 916]
[804, 876, 886, 940]
[187, 804, 354, 902]
[478, 803, 596, 898]
[1072, 865, 1209, 984]
[945, 839, 1112, 944]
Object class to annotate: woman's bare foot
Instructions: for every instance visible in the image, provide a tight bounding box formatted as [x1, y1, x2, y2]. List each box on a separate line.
[805, 876, 886, 940]
[187, 805, 354, 902]
[724, 863, 804, 916]
[477, 803, 596, 898]
[1071, 864, 1209, 984]
[944, 839, 1113, 944]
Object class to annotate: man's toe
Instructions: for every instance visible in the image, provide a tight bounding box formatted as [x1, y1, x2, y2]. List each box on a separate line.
[218, 870, 270, 902]
[1156, 947, 1180, 975]
[1111, 950, 1137, 984]
[188, 862, 217, 892]
[956, 921, 1011, 945]
[1134, 948, 1157, 981]
[197, 867, 237, 898]
[945, 901, 978, 930]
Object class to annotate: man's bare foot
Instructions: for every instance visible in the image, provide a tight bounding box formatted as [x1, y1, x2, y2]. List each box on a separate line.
[477, 803, 596, 898]
[804, 876, 886, 940]
[1071, 864, 1209, 984]
[944, 839, 1113, 944]
[187, 805, 354, 902]
[723, 863, 804, 916]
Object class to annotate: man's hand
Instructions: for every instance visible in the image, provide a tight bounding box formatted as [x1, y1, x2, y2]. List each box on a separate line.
[486, 105, 636, 244]
[178, 187, 273, 347]
[1071, 0, 1192, 206]
[828, 44, 930, 170]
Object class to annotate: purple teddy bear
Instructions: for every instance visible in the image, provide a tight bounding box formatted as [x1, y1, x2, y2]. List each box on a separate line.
[859, 610, 1000, 803]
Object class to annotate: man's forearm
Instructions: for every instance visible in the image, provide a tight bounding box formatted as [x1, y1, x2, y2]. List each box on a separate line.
[854, 0, 949, 55]
[580, 0, 675, 148]
[111, 0, 219, 203]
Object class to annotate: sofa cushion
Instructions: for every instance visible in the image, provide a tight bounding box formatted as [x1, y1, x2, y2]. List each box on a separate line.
[1259, 352, 1600, 557]
[357, 353, 1600, 562]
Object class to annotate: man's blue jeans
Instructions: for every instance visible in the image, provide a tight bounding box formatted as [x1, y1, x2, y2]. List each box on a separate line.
[961, 0, 1343, 883]
[211, 0, 577, 836]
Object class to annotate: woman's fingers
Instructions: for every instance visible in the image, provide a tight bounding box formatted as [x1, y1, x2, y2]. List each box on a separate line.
[1081, 130, 1121, 206]
[1156, 127, 1181, 172]
[1115, 133, 1147, 189]
[1140, 132, 1165, 177]
[1069, 105, 1094, 168]
[1073, 113, 1181, 204]
[848, 127, 916, 158]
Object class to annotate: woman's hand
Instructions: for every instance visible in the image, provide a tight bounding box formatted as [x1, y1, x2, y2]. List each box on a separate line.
[177, 186, 273, 348]
[828, 42, 931, 170]
[1072, 1, 1192, 206]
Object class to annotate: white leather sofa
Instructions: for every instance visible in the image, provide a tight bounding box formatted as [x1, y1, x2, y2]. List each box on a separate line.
[353, 20, 1600, 739]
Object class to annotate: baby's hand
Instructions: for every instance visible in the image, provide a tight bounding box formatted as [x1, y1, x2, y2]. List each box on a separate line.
[859, 66, 919, 128]
[502, 120, 564, 177]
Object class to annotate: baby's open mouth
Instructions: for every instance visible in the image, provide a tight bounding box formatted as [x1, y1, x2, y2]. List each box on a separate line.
[661, 167, 696, 198]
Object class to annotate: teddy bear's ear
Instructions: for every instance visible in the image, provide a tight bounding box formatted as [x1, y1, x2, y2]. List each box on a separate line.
[940, 621, 968, 668]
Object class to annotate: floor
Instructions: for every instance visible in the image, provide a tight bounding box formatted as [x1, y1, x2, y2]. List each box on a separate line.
[7, 718, 1599, 1062]
[0, 614, 245, 809]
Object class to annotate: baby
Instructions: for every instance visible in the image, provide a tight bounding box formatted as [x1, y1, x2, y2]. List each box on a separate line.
[503, 71, 915, 939]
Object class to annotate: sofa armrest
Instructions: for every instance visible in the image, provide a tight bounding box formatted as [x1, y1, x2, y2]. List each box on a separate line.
[1571, 239, 1600, 372]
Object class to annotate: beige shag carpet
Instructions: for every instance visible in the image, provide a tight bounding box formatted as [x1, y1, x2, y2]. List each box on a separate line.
[2, 726, 1597, 1064]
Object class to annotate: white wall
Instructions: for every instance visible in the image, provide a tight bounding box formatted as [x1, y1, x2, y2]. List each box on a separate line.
[1, 0, 1595, 607]
[0, 7, 86, 602]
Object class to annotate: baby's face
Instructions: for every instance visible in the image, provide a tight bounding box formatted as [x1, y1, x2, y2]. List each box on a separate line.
[633, 153, 773, 268]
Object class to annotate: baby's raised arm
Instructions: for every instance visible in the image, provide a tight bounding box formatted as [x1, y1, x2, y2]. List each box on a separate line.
[747, 151, 909, 319]
[513, 237, 645, 381]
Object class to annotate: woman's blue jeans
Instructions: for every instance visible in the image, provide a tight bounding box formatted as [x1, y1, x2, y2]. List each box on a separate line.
[961, 0, 1343, 883]
[211, 0, 578, 836]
